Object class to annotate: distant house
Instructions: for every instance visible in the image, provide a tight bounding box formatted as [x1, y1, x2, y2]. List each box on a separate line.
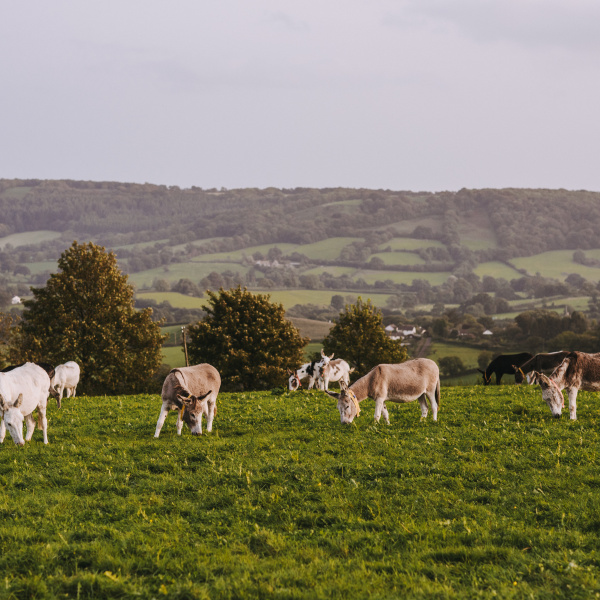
[11, 296, 21, 305]
[483, 329, 493, 336]
[385, 324, 423, 341]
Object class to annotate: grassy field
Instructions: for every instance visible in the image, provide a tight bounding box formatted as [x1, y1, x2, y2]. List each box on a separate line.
[474, 261, 523, 281]
[0, 230, 62, 249]
[379, 238, 445, 251]
[351, 269, 452, 286]
[369, 252, 427, 266]
[2, 387, 600, 598]
[427, 342, 482, 370]
[511, 251, 600, 283]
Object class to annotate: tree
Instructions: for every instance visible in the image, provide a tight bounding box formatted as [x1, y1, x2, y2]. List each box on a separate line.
[439, 356, 465, 378]
[322, 298, 407, 377]
[11, 241, 165, 394]
[187, 286, 308, 391]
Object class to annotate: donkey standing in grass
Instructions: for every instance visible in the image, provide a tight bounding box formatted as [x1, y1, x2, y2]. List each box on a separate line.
[478, 352, 533, 385]
[324, 358, 440, 425]
[528, 351, 600, 419]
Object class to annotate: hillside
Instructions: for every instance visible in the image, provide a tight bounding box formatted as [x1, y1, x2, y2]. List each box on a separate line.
[1, 180, 600, 322]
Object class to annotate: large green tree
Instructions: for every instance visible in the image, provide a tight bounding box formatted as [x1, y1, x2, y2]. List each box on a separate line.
[11, 241, 165, 394]
[187, 286, 307, 391]
[322, 298, 407, 377]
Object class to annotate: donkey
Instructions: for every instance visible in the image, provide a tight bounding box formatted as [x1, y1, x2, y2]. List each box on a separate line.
[528, 351, 600, 419]
[154, 364, 221, 437]
[316, 350, 354, 391]
[324, 359, 440, 425]
[287, 360, 321, 391]
[478, 352, 533, 385]
[514, 351, 570, 382]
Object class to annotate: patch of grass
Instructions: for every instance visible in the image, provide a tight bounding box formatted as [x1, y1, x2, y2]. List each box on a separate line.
[352, 269, 451, 286]
[427, 342, 482, 370]
[369, 252, 427, 266]
[378, 238, 445, 251]
[2, 388, 600, 598]
[0, 230, 62, 249]
[162, 345, 185, 368]
[473, 261, 523, 280]
[511, 251, 600, 283]
[287, 317, 332, 341]
[129, 262, 251, 289]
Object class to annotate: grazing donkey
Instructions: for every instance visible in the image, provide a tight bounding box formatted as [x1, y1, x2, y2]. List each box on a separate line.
[478, 352, 533, 385]
[528, 351, 600, 419]
[0, 363, 59, 446]
[324, 358, 440, 425]
[316, 350, 354, 391]
[51, 361, 81, 408]
[287, 360, 321, 391]
[154, 364, 221, 437]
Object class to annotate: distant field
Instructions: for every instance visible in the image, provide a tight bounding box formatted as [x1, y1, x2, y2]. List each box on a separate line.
[129, 262, 251, 289]
[194, 243, 298, 263]
[427, 342, 482, 370]
[378, 237, 444, 251]
[24, 260, 58, 275]
[138, 289, 392, 311]
[369, 251, 426, 266]
[113, 239, 170, 250]
[387, 216, 443, 236]
[0, 186, 33, 199]
[162, 345, 186, 368]
[351, 269, 451, 286]
[474, 261, 523, 280]
[301, 266, 357, 278]
[511, 251, 600, 282]
[287, 317, 332, 341]
[294, 238, 362, 261]
[137, 292, 205, 309]
[0, 230, 62, 249]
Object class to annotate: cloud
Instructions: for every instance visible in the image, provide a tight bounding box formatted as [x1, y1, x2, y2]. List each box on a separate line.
[386, 0, 600, 52]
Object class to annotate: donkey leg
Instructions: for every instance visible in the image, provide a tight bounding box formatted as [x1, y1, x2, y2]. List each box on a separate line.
[381, 403, 390, 425]
[568, 388, 578, 420]
[206, 401, 215, 432]
[374, 398, 386, 423]
[154, 405, 170, 438]
[25, 414, 36, 441]
[418, 395, 429, 419]
[0, 418, 4, 443]
[427, 390, 439, 421]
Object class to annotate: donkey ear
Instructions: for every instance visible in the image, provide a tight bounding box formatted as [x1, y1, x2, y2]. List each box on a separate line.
[14, 393, 23, 408]
[287, 368, 293, 375]
[196, 390, 212, 402]
[321, 349, 326, 357]
[339, 379, 348, 390]
[177, 394, 194, 406]
[477, 369, 484, 374]
[0, 394, 6, 411]
[324, 390, 340, 400]
[329, 353, 334, 359]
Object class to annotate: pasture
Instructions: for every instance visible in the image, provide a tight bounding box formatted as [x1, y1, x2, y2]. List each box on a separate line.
[2, 386, 600, 598]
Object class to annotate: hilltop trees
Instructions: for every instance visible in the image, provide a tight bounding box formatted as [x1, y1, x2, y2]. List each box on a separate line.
[322, 298, 407, 377]
[11, 241, 165, 394]
[187, 287, 307, 391]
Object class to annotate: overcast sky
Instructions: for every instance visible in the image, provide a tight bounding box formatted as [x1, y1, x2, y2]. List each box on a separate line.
[1, 1, 599, 192]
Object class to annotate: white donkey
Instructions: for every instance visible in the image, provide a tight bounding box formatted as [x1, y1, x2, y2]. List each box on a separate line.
[317, 350, 354, 391]
[287, 359, 322, 391]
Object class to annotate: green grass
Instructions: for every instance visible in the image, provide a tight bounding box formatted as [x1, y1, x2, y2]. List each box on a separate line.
[351, 269, 452, 286]
[511, 251, 600, 283]
[3, 388, 600, 598]
[128, 262, 251, 289]
[427, 342, 482, 370]
[162, 345, 186, 368]
[378, 238, 445, 251]
[473, 261, 523, 281]
[369, 252, 427, 266]
[0, 230, 62, 249]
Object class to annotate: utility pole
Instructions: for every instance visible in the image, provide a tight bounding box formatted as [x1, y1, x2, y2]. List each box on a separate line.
[182, 326, 189, 367]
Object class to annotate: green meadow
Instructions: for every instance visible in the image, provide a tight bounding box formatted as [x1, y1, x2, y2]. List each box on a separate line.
[0, 230, 62, 249]
[511, 251, 600, 283]
[2, 386, 600, 599]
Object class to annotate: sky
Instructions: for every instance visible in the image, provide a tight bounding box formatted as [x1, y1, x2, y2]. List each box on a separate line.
[1, 0, 599, 192]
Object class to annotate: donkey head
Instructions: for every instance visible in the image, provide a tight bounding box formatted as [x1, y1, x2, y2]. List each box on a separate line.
[529, 371, 564, 418]
[0, 393, 25, 446]
[325, 379, 360, 425]
[477, 369, 492, 385]
[176, 390, 212, 435]
[287, 369, 301, 391]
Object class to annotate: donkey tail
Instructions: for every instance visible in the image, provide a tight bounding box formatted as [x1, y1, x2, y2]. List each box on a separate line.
[435, 378, 441, 408]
